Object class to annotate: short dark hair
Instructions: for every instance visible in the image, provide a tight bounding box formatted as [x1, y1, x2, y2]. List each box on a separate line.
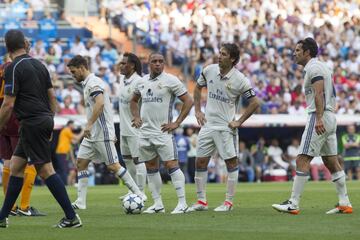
[67, 55, 89, 70]
[5, 30, 26, 53]
[66, 120, 74, 126]
[148, 52, 164, 61]
[297, 37, 318, 58]
[221, 43, 240, 66]
[123, 52, 142, 76]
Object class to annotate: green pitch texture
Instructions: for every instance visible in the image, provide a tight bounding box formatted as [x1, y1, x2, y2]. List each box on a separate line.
[1, 181, 359, 240]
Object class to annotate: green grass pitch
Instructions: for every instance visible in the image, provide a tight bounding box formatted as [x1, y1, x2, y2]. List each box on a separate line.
[1, 181, 359, 240]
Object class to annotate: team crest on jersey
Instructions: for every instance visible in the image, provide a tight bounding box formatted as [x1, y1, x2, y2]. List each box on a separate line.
[225, 82, 231, 90]
[146, 88, 153, 97]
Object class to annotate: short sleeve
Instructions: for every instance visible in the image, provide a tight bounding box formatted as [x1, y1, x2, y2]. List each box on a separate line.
[238, 75, 256, 99]
[4, 64, 18, 96]
[89, 81, 104, 98]
[197, 67, 208, 87]
[168, 76, 187, 97]
[133, 78, 143, 96]
[307, 66, 325, 84]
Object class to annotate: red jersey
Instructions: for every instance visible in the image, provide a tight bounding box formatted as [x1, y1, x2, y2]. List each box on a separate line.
[0, 62, 19, 136]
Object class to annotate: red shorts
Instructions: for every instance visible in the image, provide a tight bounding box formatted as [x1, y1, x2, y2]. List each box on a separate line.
[0, 135, 19, 160]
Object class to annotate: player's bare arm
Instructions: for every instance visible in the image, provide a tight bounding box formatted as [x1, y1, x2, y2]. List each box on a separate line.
[47, 87, 58, 115]
[194, 83, 206, 126]
[229, 95, 259, 129]
[84, 93, 104, 139]
[312, 78, 326, 135]
[0, 95, 15, 131]
[161, 93, 193, 133]
[130, 93, 142, 128]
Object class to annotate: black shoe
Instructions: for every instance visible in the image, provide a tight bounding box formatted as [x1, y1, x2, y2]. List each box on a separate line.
[18, 206, 47, 217]
[54, 214, 82, 228]
[0, 218, 8, 228]
[9, 207, 18, 216]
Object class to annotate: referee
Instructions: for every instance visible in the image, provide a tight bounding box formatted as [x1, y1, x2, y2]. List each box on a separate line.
[0, 30, 82, 228]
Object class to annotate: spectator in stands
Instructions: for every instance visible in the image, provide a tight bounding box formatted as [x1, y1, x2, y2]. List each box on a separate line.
[286, 138, 300, 177]
[251, 137, 269, 182]
[268, 139, 289, 170]
[52, 38, 63, 59]
[341, 124, 360, 180]
[29, 39, 46, 60]
[238, 141, 255, 182]
[70, 35, 86, 56]
[61, 81, 81, 106]
[58, 95, 77, 115]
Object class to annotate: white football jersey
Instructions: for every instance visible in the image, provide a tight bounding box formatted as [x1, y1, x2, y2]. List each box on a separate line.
[134, 72, 187, 137]
[303, 58, 336, 113]
[82, 73, 116, 142]
[118, 73, 141, 136]
[197, 64, 255, 131]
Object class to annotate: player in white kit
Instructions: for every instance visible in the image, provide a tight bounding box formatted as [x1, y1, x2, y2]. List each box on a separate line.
[130, 53, 193, 214]
[67, 55, 144, 210]
[118, 53, 147, 200]
[190, 43, 260, 212]
[272, 38, 352, 214]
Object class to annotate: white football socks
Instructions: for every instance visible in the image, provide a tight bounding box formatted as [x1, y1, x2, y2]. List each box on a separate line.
[289, 171, 309, 206]
[169, 168, 186, 206]
[332, 171, 351, 206]
[147, 170, 163, 207]
[117, 167, 142, 197]
[225, 170, 238, 204]
[195, 170, 208, 202]
[76, 170, 89, 206]
[135, 162, 147, 192]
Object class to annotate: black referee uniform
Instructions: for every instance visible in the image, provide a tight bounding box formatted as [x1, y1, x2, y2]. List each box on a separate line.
[4, 54, 54, 164]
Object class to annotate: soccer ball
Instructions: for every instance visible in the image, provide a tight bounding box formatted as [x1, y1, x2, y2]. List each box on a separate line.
[122, 194, 144, 214]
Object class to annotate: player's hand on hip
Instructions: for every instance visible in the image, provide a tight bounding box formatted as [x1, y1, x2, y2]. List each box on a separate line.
[131, 117, 143, 128]
[161, 122, 180, 133]
[228, 121, 241, 130]
[195, 111, 206, 126]
[315, 118, 326, 135]
[84, 124, 92, 139]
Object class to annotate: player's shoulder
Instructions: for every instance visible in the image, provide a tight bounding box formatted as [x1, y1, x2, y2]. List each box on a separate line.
[88, 74, 104, 88]
[203, 64, 219, 75]
[306, 59, 325, 73]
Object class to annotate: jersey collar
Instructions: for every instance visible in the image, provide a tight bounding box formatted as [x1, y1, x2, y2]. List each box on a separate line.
[149, 72, 164, 81]
[124, 72, 139, 86]
[218, 66, 236, 80]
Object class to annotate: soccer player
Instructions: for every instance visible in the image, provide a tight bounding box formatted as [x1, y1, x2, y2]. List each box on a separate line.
[0, 30, 81, 228]
[190, 43, 260, 212]
[130, 52, 193, 214]
[67, 55, 144, 210]
[0, 53, 46, 217]
[118, 53, 147, 200]
[272, 37, 352, 214]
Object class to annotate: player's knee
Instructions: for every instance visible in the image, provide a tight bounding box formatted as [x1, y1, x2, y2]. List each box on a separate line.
[196, 157, 209, 168]
[164, 160, 178, 170]
[107, 163, 120, 173]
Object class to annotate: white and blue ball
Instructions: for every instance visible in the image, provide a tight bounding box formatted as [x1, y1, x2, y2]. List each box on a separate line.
[122, 194, 144, 214]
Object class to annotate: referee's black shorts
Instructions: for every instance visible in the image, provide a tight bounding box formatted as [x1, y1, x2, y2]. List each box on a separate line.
[14, 116, 54, 165]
